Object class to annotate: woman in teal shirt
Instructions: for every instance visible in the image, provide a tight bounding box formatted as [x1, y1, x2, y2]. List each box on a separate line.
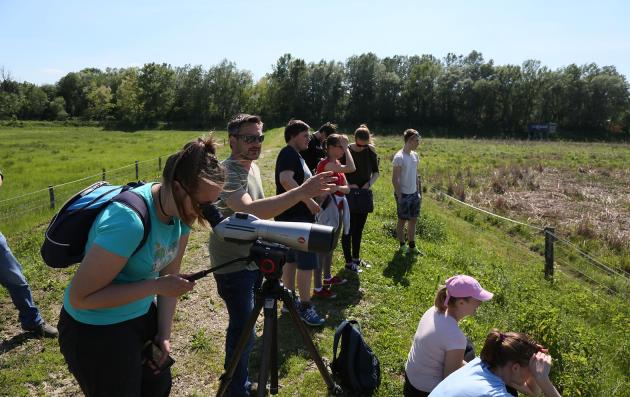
[58, 137, 225, 397]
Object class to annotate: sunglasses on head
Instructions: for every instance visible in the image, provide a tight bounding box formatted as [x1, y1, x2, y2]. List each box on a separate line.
[232, 134, 265, 144]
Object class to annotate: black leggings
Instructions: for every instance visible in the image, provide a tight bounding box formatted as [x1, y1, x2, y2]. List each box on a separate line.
[403, 372, 430, 397]
[58, 305, 172, 397]
[342, 212, 369, 263]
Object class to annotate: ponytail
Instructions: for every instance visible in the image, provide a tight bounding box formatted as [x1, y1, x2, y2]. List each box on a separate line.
[480, 330, 539, 369]
[434, 287, 448, 312]
[434, 285, 466, 312]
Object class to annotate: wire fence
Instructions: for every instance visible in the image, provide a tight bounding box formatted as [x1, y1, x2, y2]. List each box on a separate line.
[431, 186, 630, 298]
[2, 157, 628, 299]
[0, 154, 171, 230]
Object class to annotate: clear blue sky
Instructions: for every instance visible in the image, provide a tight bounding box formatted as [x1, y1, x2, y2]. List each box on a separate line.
[1, 0, 629, 84]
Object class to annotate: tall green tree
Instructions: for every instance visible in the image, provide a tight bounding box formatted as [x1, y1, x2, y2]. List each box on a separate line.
[138, 63, 175, 125]
[115, 68, 143, 127]
[18, 83, 48, 119]
[345, 53, 382, 124]
[207, 60, 254, 127]
[85, 84, 114, 120]
[267, 54, 311, 123]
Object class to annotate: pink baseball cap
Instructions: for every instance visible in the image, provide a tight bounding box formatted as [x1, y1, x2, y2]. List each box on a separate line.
[444, 275, 493, 305]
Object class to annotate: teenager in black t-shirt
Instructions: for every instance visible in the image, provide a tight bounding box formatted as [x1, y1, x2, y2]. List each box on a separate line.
[275, 120, 326, 327]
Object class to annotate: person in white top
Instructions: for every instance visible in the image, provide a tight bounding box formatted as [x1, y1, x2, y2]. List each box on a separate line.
[404, 275, 494, 396]
[391, 129, 422, 255]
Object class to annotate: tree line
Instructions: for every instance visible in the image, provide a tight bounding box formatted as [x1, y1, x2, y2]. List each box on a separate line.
[1, 51, 629, 137]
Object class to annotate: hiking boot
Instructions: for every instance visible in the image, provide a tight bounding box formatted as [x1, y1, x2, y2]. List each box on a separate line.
[312, 288, 337, 299]
[299, 304, 325, 326]
[23, 322, 58, 338]
[323, 275, 347, 286]
[345, 262, 362, 273]
[354, 259, 372, 268]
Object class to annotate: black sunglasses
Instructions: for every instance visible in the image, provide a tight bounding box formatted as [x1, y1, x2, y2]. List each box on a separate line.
[232, 134, 265, 144]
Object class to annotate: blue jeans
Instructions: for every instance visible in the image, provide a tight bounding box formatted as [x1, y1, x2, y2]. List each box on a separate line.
[214, 269, 262, 397]
[0, 232, 42, 329]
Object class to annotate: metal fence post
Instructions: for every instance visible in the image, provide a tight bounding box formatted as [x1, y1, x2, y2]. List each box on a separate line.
[135, 160, 139, 180]
[158, 156, 162, 171]
[544, 227, 555, 279]
[102, 168, 106, 181]
[48, 185, 55, 209]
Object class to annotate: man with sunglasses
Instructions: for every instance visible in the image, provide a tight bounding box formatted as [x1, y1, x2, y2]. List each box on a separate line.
[208, 114, 334, 397]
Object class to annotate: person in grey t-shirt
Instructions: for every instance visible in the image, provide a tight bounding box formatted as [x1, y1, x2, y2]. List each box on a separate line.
[209, 114, 333, 397]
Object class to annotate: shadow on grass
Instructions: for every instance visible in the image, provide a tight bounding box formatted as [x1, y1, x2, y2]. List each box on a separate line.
[248, 267, 364, 385]
[382, 249, 422, 287]
[0, 331, 40, 356]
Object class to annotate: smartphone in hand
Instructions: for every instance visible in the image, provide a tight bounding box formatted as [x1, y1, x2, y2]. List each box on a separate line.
[142, 341, 175, 372]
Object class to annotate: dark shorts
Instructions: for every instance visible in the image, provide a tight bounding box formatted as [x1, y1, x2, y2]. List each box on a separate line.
[396, 192, 421, 220]
[286, 249, 318, 271]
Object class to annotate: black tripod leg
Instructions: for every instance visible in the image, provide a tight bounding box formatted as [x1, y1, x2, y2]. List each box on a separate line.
[257, 298, 277, 396]
[270, 302, 279, 394]
[280, 290, 341, 395]
[216, 295, 264, 397]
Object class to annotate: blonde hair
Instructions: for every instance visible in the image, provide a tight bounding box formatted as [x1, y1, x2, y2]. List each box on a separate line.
[354, 124, 372, 144]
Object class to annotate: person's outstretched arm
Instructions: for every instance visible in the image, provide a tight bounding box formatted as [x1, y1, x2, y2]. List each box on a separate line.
[225, 172, 334, 220]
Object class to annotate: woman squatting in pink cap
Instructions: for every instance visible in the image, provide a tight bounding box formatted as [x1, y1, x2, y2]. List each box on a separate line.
[403, 275, 494, 397]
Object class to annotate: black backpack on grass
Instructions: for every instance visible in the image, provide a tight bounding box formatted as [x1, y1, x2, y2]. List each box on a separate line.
[41, 181, 150, 268]
[332, 320, 381, 396]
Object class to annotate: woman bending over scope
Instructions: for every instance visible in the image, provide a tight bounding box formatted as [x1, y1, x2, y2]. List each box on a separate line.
[57, 137, 225, 397]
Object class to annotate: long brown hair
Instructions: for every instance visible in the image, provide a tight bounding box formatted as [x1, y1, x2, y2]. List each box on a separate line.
[480, 330, 540, 370]
[162, 136, 225, 225]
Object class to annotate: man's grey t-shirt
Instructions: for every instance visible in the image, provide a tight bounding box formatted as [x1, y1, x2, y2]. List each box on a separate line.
[208, 157, 264, 274]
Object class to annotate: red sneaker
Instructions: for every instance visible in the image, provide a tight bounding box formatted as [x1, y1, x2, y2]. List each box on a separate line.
[323, 276, 348, 286]
[313, 288, 337, 299]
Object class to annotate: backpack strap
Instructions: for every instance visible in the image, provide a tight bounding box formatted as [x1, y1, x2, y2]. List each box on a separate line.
[333, 320, 350, 361]
[321, 194, 333, 210]
[111, 190, 151, 256]
[346, 320, 363, 392]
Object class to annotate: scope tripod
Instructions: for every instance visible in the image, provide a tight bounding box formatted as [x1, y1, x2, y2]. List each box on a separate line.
[214, 253, 341, 396]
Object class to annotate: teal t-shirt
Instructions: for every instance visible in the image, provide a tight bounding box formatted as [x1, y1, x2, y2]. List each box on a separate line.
[63, 183, 190, 325]
[428, 358, 512, 397]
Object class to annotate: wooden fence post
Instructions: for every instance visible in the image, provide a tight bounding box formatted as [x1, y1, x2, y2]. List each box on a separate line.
[544, 227, 555, 279]
[135, 160, 139, 180]
[48, 185, 55, 209]
[102, 168, 106, 181]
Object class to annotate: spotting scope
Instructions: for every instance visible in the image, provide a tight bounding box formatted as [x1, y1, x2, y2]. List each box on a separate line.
[201, 204, 335, 253]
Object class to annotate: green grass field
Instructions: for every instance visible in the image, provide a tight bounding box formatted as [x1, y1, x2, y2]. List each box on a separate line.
[1, 125, 629, 396]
